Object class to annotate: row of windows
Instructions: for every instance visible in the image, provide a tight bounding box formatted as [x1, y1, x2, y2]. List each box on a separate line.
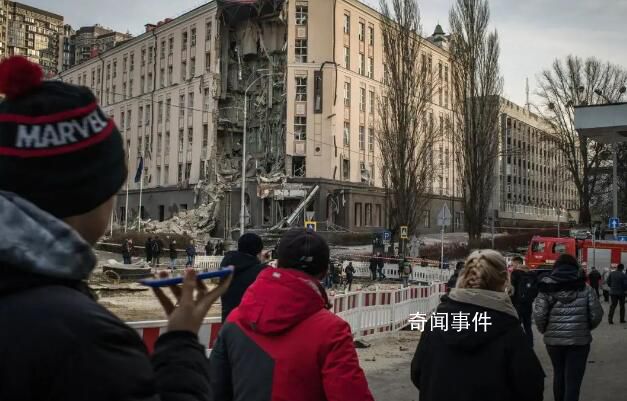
[343, 13, 376, 47]
[343, 82, 376, 113]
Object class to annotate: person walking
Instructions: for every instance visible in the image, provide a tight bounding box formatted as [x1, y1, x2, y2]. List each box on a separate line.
[0, 55, 233, 401]
[411, 250, 545, 401]
[218, 233, 268, 322]
[587, 266, 601, 298]
[209, 229, 374, 401]
[510, 258, 538, 347]
[121, 239, 132, 264]
[400, 257, 412, 288]
[607, 263, 627, 324]
[369, 254, 378, 281]
[601, 266, 612, 302]
[377, 252, 386, 280]
[214, 240, 224, 256]
[345, 261, 355, 291]
[144, 236, 153, 264]
[185, 241, 196, 267]
[204, 240, 214, 256]
[152, 235, 163, 267]
[169, 240, 178, 270]
[534, 254, 603, 401]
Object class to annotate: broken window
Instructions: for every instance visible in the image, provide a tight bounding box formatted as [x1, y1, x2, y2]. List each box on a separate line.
[314, 71, 323, 113]
[359, 126, 365, 151]
[343, 13, 350, 34]
[296, 76, 307, 101]
[295, 39, 307, 63]
[292, 156, 306, 177]
[343, 122, 350, 146]
[344, 81, 351, 107]
[368, 128, 374, 152]
[296, 5, 308, 25]
[294, 116, 307, 140]
[344, 46, 350, 69]
[369, 25, 374, 46]
[359, 87, 366, 112]
[343, 159, 350, 180]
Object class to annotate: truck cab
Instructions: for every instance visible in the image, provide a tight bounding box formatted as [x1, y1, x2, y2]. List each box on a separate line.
[525, 236, 577, 269]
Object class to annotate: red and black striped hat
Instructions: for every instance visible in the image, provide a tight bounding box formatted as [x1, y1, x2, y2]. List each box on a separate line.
[0, 56, 126, 218]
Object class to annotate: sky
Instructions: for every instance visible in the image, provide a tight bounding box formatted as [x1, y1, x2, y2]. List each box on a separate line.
[32, 0, 627, 106]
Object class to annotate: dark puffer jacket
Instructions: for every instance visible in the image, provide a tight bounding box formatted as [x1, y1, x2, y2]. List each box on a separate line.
[533, 264, 603, 346]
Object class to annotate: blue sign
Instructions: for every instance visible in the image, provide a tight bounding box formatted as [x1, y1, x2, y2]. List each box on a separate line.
[383, 231, 392, 242]
[609, 217, 620, 229]
[618, 236, 627, 242]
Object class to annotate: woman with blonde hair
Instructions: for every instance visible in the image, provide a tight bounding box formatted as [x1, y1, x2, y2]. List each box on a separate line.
[411, 250, 544, 401]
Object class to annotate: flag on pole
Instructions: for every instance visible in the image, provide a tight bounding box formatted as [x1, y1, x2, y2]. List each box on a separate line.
[134, 156, 143, 183]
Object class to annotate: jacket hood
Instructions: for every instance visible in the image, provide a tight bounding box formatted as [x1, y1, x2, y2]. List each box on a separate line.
[0, 192, 96, 290]
[538, 267, 586, 303]
[221, 250, 261, 276]
[234, 267, 327, 335]
[435, 289, 520, 349]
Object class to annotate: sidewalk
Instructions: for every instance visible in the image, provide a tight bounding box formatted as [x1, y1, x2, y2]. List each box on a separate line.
[361, 310, 627, 401]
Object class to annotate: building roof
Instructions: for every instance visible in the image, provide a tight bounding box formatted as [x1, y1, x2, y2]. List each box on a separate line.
[11, 1, 64, 21]
[433, 24, 445, 36]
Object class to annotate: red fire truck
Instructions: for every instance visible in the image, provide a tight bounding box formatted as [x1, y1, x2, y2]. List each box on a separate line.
[525, 236, 627, 269]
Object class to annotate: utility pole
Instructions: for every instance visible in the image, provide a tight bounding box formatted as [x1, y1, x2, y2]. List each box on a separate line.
[613, 143, 619, 239]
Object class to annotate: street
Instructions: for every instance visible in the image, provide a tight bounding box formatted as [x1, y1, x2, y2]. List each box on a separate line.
[361, 310, 627, 401]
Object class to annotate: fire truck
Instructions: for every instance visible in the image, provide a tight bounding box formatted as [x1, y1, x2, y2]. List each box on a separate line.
[525, 236, 627, 269]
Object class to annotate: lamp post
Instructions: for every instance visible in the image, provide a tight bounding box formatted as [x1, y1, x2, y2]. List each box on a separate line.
[240, 70, 277, 236]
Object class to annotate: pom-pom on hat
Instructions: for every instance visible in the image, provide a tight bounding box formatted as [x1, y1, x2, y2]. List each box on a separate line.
[0, 56, 127, 218]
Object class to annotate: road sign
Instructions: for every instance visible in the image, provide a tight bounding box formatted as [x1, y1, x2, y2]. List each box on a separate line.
[382, 230, 392, 243]
[618, 236, 627, 242]
[400, 226, 408, 239]
[304, 221, 317, 231]
[437, 203, 452, 227]
[609, 217, 620, 230]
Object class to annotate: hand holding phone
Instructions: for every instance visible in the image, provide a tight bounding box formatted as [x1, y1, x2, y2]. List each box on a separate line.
[150, 267, 234, 334]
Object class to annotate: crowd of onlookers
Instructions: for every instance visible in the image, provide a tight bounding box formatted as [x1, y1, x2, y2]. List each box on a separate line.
[120, 236, 225, 269]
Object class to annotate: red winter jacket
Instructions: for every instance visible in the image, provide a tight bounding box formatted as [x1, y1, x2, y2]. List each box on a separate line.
[208, 267, 374, 401]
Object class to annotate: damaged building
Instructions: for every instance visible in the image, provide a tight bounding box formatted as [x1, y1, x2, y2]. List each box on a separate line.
[58, 0, 463, 238]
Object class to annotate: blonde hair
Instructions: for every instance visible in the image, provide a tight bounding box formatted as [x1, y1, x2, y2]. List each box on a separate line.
[457, 249, 509, 292]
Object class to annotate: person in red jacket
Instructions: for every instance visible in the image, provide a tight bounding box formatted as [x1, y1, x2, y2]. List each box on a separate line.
[209, 228, 374, 401]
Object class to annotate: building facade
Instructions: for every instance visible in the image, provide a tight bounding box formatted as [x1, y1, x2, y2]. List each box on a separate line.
[58, 0, 464, 237]
[3, 1, 64, 76]
[70, 24, 131, 67]
[491, 98, 579, 226]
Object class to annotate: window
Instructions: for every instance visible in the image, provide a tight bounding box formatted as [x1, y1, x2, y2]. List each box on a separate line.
[359, 54, 365, 75]
[368, 25, 374, 46]
[344, 81, 351, 106]
[292, 156, 306, 177]
[367, 57, 373, 78]
[294, 116, 307, 140]
[164, 166, 169, 185]
[138, 106, 143, 126]
[354, 203, 362, 227]
[531, 241, 545, 253]
[182, 31, 188, 48]
[129, 80, 133, 97]
[177, 163, 183, 182]
[120, 111, 125, 130]
[369, 90, 375, 113]
[160, 40, 166, 59]
[295, 5, 308, 25]
[344, 46, 350, 69]
[444, 65, 449, 83]
[113, 60, 117, 77]
[203, 88, 210, 111]
[179, 95, 185, 118]
[140, 76, 145, 95]
[359, 87, 366, 112]
[359, 126, 365, 150]
[160, 68, 165, 87]
[206, 20, 212, 41]
[168, 66, 173, 85]
[343, 122, 350, 146]
[444, 89, 449, 108]
[168, 37, 174, 55]
[314, 71, 323, 113]
[145, 105, 151, 124]
[296, 76, 307, 101]
[191, 27, 196, 47]
[343, 13, 350, 34]
[190, 57, 195, 77]
[188, 92, 194, 109]
[129, 53, 134, 71]
[205, 51, 211, 72]
[358, 22, 365, 41]
[438, 62, 442, 80]
[148, 46, 153, 63]
[365, 204, 372, 226]
[343, 159, 350, 180]
[423, 210, 431, 228]
[166, 98, 171, 121]
[141, 48, 146, 66]
[368, 128, 374, 152]
[295, 39, 307, 63]
[181, 60, 187, 81]
[438, 88, 442, 106]
[376, 204, 382, 226]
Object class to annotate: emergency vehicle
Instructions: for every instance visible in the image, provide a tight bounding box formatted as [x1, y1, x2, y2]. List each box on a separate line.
[525, 236, 627, 269]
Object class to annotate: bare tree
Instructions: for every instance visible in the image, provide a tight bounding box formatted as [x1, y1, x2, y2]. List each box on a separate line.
[449, 0, 503, 247]
[377, 0, 439, 237]
[536, 55, 627, 225]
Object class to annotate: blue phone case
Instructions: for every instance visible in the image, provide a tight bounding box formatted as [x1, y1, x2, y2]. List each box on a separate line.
[139, 269, 233, 288]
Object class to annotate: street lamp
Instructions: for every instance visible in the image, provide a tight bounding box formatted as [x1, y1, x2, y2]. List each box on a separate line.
[239, 69, 278, 236]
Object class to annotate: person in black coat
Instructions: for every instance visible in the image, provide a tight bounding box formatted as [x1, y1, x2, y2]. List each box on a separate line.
[219, 233, 267, 322]
[144, 237, 153, 263]
[411, 250, 544, 401]
[369, 254, 378, 281]
[607, 263, 627, 324]
[377, 252, 386, 280]
[204, 240, 214, 256]
[0, 65, 233, 401]
[587, 266, 601, 298]
[446, 261, 464, 294]
[345, 262, 355, 291]
[510, 259, 538, 347]
[152, 235, 164, 267]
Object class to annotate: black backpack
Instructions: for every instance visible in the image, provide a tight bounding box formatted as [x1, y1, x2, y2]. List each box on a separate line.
[515, 273, 538, 303]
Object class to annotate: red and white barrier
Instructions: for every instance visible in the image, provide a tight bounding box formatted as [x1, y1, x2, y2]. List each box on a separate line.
[128, 317, 223, 353]
[342, 261, 453, 283]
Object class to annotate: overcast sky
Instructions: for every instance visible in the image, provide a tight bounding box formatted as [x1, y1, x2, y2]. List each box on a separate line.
[33, 0, 627, 106]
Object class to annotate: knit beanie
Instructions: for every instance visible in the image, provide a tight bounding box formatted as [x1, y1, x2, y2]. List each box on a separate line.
[0, 56, 127, 218]
[238, 233, 264, 256]
[277, 229, 330, 276]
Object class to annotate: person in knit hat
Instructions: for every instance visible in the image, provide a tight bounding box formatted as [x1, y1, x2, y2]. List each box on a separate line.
[0, 56, 232, 401]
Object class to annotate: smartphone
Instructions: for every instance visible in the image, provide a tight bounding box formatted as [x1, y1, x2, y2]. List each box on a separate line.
[139, 268, 233, 288]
